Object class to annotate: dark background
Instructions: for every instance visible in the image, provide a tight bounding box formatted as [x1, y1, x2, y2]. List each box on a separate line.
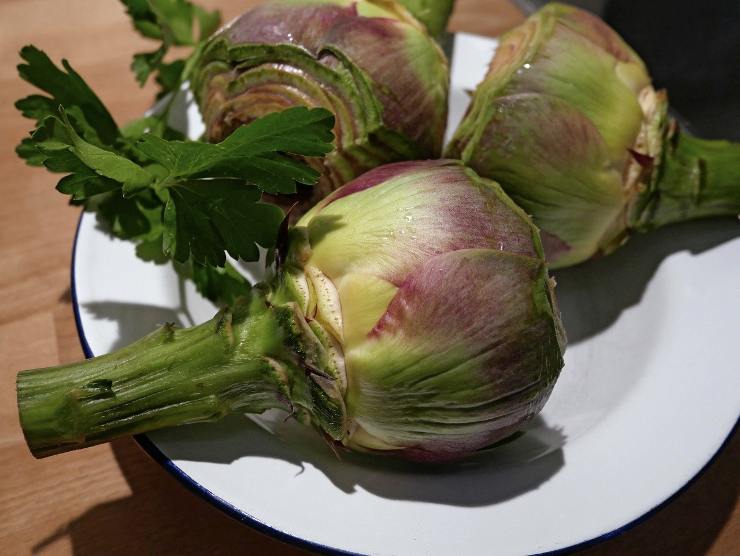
[516, 0, 740, 139]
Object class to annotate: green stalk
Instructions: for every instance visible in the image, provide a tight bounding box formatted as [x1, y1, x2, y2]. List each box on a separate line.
[632, 130, 740, 231]
[17, 293, 294, 458]
[397, 0, 456, 38]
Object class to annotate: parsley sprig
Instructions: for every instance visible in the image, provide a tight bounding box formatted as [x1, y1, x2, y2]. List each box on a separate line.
[15, 46, 335, 304]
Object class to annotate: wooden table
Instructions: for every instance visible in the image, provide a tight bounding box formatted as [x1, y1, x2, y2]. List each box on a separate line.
[0, 1, 737, 554]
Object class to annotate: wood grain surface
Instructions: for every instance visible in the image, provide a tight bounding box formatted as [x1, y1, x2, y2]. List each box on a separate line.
[0, 1, 737, 555]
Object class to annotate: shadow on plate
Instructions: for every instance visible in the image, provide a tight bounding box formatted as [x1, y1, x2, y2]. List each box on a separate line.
[145, 413, 565, 508]
[82, 302, 186, 352]
[554, 217, 739, 345]
[81, 269, 197, 352]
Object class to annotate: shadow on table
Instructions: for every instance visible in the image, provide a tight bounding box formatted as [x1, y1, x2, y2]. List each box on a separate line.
[580, 428, 739, 556]
[31, 438, 310, 556]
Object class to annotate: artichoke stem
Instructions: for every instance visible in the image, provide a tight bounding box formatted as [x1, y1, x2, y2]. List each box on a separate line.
[17, 294, 290, 458]
[397, 0, 456, 38]
[636, 130, 740, 230]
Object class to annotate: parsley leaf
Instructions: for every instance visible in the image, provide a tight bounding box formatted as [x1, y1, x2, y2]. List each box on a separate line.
[93, 190, 163, 240]
[56, 171, 120, 201]
[57, 109, 155, 195]
[16, 45, 119, 147]
[121, 0, 221, 96]
[131, 44, 168, 86]
[136, 107, 335, 193]
[121, 0, 166, 40]
[26, 110, 154, 198]
[163, 179, 284, 266]
[23, 102, 333, 266]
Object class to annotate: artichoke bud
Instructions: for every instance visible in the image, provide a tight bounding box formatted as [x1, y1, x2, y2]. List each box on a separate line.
[269, 160, 565, 461]
[447, 3, 667, 267]
[191, 0, 450, 209]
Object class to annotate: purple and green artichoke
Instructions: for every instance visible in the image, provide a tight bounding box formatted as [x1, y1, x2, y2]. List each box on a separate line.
[447, 3, 740, 268]
[17, 161, 565, 462]
[191, 0, 450, 208]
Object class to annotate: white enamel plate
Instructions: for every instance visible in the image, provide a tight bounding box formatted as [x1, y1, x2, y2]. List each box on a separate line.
[72, 34, 740, 555]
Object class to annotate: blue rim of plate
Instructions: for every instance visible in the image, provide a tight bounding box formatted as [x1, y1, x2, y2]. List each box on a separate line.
[70, 212, 738, 555]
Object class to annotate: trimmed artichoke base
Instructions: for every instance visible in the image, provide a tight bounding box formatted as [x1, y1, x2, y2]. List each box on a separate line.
[597, 84, 669, 256]
[281, 243, 402, 453]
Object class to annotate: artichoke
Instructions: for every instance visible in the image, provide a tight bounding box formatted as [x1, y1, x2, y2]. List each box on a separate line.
[447, 3, 740, 268]
[191, 0, 450, 208]
[17, 161, 564, 462]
